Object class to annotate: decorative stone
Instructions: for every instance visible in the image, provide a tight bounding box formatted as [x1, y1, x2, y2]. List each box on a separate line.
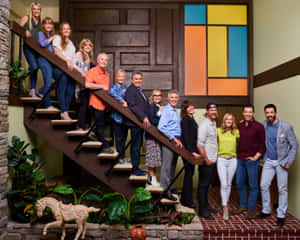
[167, 230, 179, 239]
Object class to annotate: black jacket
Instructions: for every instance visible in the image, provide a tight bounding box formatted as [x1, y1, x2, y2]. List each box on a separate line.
[181, 115, 198, 153]
[125, 84, 149, 127]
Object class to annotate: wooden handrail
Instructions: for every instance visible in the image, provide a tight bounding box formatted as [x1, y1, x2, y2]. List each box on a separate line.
[254, 56, 300, 88]
[9, 21, 201, 165]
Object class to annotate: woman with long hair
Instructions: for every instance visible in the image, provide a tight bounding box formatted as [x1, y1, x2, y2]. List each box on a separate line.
[37, 17, 60, 110]
[145, 89, 163, 187]
[73, 39, 95, 130]
[53, 22, 76, 120]
[217, 113, 240, 220]
[180, 100, 201, 208]
[18, 2, 41, 97]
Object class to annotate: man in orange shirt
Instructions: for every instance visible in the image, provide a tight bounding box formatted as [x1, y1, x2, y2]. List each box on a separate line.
[85, 53, 114, 153]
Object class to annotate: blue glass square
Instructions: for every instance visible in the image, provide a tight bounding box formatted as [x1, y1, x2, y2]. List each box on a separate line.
[185, 4, 206, 25]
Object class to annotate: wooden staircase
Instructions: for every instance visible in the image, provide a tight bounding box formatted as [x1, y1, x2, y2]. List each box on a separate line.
[10, 21, 201, 200]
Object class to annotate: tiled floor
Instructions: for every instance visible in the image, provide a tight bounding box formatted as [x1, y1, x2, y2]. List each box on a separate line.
[199, 186, 300, 240]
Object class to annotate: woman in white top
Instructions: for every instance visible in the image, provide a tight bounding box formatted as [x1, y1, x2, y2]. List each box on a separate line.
[52, 22, 76, 120]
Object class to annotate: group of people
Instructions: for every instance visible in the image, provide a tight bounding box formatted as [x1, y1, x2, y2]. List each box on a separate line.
[195, 103, 298, 227]
[21, 2, 298, 227]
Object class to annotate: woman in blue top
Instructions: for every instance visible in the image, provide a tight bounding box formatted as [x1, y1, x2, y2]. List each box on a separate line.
[37, 17, 60, 110]
[109, 69, 129, 163]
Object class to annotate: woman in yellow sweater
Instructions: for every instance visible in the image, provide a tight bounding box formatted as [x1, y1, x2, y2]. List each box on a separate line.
[217, 113, 240, 220]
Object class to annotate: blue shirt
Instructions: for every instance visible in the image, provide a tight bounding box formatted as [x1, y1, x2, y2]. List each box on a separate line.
[158, 104, 181, 140]
[38, 31, 54, 53]
[109, 83, 127, 123]
[266, 121, 279, 160]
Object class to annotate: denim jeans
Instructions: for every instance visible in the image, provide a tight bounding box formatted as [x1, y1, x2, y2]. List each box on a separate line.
[260, 158, 288, 218]
[57, 71, 74, 113]
[23, 44, 39, 89]
[130, 127, 143, 173]
[236, 158, 260, 210]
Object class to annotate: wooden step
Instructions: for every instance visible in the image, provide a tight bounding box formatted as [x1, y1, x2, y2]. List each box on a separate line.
[129, 174, 148, 182]
[36, 108, 60, 114]
[97, 151, 118, 159]
[175, 203, 196, 214]
[66, 129, 89, 137]
[145, 185, 164, 194]
[51, 119, 78, 126]
[160, 194, 179, 205]
[20, 96, 41, 102]
[81, 141, 102, 148]
[113, 163, 132, 171]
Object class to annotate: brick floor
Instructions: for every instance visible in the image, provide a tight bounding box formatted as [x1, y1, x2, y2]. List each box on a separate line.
[199, 186, 300, 240]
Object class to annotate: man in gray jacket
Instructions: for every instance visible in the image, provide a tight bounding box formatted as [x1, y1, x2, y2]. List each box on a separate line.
[255, 104, 298, 226]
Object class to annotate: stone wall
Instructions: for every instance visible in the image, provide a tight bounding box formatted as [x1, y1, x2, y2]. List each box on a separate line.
[0, 0, 10, 239]
[7, 217, 204, 240]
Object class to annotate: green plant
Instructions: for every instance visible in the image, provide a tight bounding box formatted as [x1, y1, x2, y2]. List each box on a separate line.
[53, 185, 103, 204]
[7, 136, 50, 222]
[8, 61, 30, 93]
[101, 187, 153, 226]
[160, 211, 195, 226]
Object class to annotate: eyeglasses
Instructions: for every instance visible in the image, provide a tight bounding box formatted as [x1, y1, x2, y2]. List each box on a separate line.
[153, 95, 162, 97]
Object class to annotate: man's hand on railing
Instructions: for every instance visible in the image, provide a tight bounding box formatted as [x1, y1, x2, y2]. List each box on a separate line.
[121, 100, 128, 107]
[173, 137, 183, 148]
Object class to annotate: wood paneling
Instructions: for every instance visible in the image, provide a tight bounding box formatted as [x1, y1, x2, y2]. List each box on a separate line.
[127, 9, 150, 25]
[156, 8, 173, 65]
[141, 72, 173, 90]
[120, 53, 150, 65]
[74, 9, 119, 25]
[101, 31, 150, 47]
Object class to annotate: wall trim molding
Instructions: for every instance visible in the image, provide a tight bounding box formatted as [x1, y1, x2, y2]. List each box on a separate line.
[254, 56, 300, 88]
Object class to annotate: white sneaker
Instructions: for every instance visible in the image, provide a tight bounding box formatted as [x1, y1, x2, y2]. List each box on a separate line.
[149, 176, 160, 187]
[29, 89, 37, 98]
[223, 208, 229, 220]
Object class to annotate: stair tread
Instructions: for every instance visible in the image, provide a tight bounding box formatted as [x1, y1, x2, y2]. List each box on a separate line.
[36, 108, 60, 114]
[160, 194, 179, 205]
[145, 185, 163, 193]
[81, 141, 102, 148]
[66, 129, 89, 136]
[113, 163, 132, 171]
[20, 97, 41, 102]
[175, 203, 196, 214]
[129, 175, 148, 182]
[51, 119, 78, 125]
[97, 151, 119, 159]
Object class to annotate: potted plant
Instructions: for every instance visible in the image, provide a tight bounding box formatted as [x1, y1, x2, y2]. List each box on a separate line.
[8, 61, 30, 95]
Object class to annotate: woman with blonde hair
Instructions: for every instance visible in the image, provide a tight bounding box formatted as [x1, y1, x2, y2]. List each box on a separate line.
[217, 113, 240, 220]
[19, 2, 42, 98]
[52, 22, 76, 120]
[73, 39, 95, 130]
[145, 89, 163, 186]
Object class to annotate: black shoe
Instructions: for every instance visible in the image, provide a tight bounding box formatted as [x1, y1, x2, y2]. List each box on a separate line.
[277, 217, 285, 227]
[255, 212, 271, 219]
[163, 191, 177, 201]
[180, 200, 196, 209]
[207, 205, 218, 214]
[170, 188, 180, 195]
[102, 147, 114, 154]
[199, 213, 215, 220]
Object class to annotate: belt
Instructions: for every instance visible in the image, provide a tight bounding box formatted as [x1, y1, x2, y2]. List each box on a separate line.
[220, 155, 234, 160]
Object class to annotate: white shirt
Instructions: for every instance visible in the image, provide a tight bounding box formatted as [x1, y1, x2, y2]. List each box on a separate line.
[53, 35, 76, 61]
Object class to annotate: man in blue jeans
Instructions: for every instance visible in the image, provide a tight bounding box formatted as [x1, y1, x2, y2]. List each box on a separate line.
[232, 104, 266, 220]
[255, 104, 298, 226]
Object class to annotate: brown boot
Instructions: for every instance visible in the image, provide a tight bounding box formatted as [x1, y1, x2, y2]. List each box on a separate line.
[231, 206, 247, 215]
[245, 209, 256, 220]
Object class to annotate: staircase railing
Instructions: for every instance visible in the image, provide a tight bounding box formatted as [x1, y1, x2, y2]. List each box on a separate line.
[9, 20, 201, 165]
